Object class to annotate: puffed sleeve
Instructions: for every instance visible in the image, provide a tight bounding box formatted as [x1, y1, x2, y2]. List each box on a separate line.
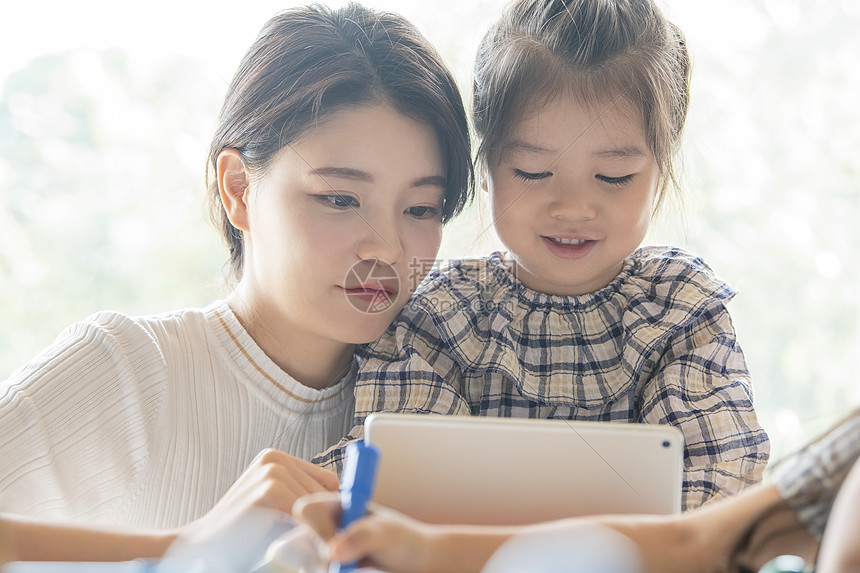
[639, 299, 770, 510]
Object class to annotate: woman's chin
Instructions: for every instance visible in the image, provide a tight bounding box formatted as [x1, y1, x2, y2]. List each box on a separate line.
[335, 312, 401, 346]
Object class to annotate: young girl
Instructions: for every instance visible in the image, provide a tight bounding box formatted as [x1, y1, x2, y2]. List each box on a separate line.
[297, 408, 860, 572]
[319, 0, 769, 510]
[0, 3, 473, 561]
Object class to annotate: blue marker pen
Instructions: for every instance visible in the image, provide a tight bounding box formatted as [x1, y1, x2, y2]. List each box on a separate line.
[330, 440, 380, 573]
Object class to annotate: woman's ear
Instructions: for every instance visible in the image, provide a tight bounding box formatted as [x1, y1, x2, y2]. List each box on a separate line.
[217, 148, 251, 232]
[480, 166, 490, 193]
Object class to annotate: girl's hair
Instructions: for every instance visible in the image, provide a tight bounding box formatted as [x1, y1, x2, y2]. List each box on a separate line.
[472, 0, 690, 208]
[207, 3, 474, 282]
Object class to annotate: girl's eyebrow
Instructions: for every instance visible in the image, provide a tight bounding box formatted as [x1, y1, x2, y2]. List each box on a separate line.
[310, 167, 446, 189]
[592, 146, 647, 158]
[503, 140, 554, 154]
[502, 141, 646, 158]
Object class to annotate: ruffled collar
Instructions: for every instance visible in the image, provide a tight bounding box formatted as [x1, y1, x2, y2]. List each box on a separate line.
[408, 246, 735, 408]
[483, 250, 641, 312]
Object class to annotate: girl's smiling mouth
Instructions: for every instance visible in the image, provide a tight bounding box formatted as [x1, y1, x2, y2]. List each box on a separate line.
[542, 235, 597, 259]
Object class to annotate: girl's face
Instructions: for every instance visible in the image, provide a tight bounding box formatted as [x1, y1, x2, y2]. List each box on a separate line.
[236, 103, 445, 347]
[485, 94, 659, 296]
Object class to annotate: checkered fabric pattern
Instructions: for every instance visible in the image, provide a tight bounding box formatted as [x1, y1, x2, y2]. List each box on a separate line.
[314, 246, 770, 510]
[773, 410, 860, 539]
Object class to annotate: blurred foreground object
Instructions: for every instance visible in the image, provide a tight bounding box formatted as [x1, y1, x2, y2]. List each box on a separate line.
[481, 521, 643, 573]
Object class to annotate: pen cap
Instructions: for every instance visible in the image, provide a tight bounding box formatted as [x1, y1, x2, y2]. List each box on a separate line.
[341, 441, 380, 498]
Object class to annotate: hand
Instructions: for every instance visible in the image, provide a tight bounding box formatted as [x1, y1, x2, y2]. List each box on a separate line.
[164, 450, 338, 571]
[180, 449, 339, 541]
[0, 515, 14, 565]
[294, 492, 437, 573]
[817, 457, 860, 572]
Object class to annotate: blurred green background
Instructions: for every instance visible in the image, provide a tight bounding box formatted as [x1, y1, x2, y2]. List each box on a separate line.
[1, 0, 858, 466]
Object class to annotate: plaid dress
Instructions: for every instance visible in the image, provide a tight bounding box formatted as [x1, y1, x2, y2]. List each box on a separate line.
[315, 246, 770, 510]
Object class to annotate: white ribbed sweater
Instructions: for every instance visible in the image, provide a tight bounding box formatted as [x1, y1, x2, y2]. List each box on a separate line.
[0, 301, 355, 528]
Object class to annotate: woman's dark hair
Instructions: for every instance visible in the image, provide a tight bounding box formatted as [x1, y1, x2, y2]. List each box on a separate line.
[207, 2, 473, 282]
[472, 0, 690, 210]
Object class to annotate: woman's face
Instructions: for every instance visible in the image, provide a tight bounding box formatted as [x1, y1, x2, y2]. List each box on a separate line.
[235, 103, 445, 347]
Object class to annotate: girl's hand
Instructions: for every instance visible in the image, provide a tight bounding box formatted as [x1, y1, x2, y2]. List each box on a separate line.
[294, 493, 437, 573]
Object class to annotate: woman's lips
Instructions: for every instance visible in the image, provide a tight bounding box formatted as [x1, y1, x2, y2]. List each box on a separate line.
[342, 283, 397, 302]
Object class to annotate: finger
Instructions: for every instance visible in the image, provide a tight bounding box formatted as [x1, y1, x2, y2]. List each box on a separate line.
[256, 449, 340, 492]
[253, 452, 337, 498]
[300, 462, 340, 492]
[222, 461, 311, 515]
[285, 454, 340, 492]
[247, 468, 321, 515]
[293, 492, 342, 541]
[330, 515, 393, 563]
[267, 461, 338, 503]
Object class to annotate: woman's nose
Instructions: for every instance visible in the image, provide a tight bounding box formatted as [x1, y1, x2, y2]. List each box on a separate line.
[354, 221, 404, 266]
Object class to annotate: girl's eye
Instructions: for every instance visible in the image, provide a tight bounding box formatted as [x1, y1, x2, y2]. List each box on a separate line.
[596, 174, 635, 187]
[405, 205, 440, 220]
[314, 194, 359, 209]
[513, 169, 552, 181]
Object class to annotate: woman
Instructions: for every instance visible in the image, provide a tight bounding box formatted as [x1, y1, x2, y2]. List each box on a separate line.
[0, 2, 472, 562]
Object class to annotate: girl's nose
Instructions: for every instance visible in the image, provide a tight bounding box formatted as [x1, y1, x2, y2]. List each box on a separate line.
[547, 185, 598, 222]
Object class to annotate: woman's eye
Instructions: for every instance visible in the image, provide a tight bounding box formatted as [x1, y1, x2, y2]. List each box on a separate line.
[406, 205, 440, 220]
[513, 169, 552, 181]
[314, 194, 359, 209]
[595, 174, 635, 187]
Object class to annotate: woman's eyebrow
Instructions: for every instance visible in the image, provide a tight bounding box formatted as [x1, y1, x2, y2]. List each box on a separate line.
[310, 166, 374, 182]
[412, 175, 447, 190]
[310, 167, 446, 189]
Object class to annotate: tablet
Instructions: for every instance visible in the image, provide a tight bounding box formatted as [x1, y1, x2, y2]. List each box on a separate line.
[364, 413, 684, 525]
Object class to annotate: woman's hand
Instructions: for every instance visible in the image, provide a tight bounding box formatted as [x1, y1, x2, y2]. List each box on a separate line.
[163, 449, 339, 571]
[179, 449, 339, 542]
